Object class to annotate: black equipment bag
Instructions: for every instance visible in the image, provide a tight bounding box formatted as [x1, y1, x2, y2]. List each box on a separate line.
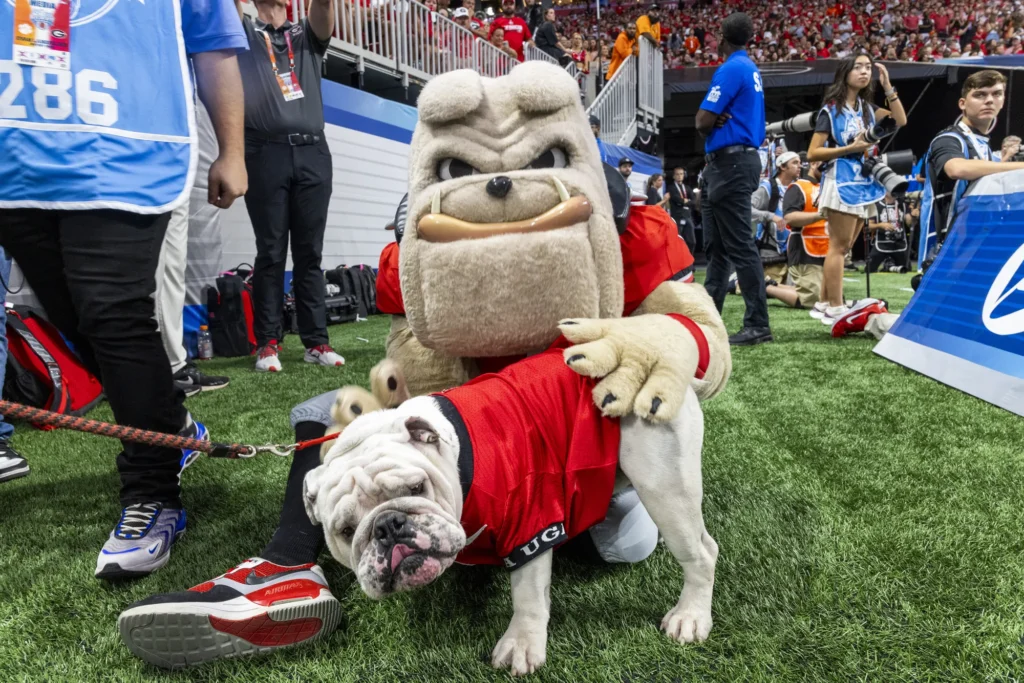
[205, 274, 255, 357]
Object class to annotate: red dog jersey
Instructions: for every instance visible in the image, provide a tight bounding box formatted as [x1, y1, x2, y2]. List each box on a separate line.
[433, 349, 620, 569]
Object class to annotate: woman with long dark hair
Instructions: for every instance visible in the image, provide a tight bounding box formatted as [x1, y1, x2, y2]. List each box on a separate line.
[645, 173, 670, 212]
[807, 53, 907, 324]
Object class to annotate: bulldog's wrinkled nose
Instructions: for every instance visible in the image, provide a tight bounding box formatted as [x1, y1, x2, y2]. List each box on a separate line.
[486, 176, 513, 198]
[374, 510, 408, 544]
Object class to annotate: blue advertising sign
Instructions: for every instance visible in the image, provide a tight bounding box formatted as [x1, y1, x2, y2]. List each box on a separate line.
[874, 170, 1024, 416]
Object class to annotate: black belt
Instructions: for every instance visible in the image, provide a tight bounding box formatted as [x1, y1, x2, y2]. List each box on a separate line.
[704, 145, 757, 164]
[245, 131, 324, 146]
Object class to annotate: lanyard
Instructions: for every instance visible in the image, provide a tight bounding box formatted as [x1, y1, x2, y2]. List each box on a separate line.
[956, 119, 993, 162]
[260, 29, 295, 78]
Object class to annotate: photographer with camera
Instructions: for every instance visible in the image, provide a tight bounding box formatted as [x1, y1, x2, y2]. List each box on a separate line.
[751, 151, 802, 286]
[866, 192, 912, 273]
[995, 135, 1021, 162]
[808, 54, 906, 326]
[921, 71, 1024, 258]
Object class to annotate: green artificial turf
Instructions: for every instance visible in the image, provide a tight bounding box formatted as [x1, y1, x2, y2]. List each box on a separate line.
[2, 271, 1023, 682]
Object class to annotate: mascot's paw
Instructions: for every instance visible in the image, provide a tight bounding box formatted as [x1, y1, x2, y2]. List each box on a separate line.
[370, 358, 410, 408]
[559, 315, 700, 423]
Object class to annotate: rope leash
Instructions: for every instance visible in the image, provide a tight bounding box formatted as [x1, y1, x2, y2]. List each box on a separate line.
[0, 400, 340, 459]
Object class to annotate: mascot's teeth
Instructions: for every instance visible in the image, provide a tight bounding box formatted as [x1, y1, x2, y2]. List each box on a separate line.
[552, 176, 570, 203]
[432, 191, 441, 215]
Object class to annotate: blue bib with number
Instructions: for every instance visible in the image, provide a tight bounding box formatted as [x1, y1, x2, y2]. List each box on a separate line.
[0, 0, 194, 212]
[822, 101, 885, 207]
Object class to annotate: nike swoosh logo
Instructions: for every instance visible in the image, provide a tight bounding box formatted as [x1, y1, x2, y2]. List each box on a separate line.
[244, 567, 311, 585]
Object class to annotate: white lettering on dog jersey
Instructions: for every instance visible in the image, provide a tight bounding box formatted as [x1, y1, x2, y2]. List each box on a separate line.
[503, 522, 567, 569]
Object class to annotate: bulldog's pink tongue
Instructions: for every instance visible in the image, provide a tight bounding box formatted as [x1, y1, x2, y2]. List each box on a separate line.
[391, 544, 416, 572]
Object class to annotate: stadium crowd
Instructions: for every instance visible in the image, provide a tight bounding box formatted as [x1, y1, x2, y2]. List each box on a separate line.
[428, 0, 1023, 70]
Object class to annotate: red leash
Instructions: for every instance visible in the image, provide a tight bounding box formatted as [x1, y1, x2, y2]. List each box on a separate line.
[0, 400, 340, 458]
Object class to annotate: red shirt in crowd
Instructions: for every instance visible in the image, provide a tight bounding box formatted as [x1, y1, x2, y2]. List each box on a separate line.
[489, 15, 531, 61]
[933, 13, 949, 32]
[904, 13, 920, 31]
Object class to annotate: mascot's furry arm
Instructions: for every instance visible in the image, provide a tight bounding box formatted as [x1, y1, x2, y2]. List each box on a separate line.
[331, 61, 730, 433]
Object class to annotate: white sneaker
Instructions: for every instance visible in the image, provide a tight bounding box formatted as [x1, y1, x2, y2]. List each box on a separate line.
[809, 301, 828, 320]
[255, 341, 283, 373]
[304, 344, 345, 367]
[822, 305, 849, 326]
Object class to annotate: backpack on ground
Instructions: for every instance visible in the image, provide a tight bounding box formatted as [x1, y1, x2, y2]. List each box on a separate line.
[3, 305, 104, 429]
[205, 269, 256, 357]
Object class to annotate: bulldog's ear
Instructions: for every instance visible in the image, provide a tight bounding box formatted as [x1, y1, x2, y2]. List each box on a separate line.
[405, 416, 439, 445]
[303, 465, 326, 526]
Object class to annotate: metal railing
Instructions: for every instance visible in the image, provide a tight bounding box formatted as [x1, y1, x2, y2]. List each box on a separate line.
[524, 43, 559, 65]
[638, 36, 663, 118]
[288, 0, 520, 83]
[280, 0, 662, 136]
[586, 54, 636, 146]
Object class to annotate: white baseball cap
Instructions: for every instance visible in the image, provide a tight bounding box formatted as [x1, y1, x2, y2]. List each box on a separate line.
[453, 7, 469, 18]
[777, 151, 800, 167]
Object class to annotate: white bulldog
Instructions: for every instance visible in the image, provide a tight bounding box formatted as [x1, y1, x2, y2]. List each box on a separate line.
[303, 349, 719, 676]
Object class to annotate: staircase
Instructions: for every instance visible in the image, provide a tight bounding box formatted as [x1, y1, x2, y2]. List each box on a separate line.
[278, 0, 661, 142]
[586, 36, 663, 147]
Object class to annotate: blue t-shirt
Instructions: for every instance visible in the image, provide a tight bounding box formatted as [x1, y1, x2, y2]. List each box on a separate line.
[182, 0, 250, 55]
[698, 50, 766, 153]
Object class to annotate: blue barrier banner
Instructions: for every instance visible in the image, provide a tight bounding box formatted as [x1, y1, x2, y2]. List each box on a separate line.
[874, 170, 1024, 416]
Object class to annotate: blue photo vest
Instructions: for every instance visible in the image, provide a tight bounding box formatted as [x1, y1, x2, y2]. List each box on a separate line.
[0, 0, 195, 213]
[755, 177, 789, 257]
[821, 100, 885, 207]
[918, 121, 992, 268]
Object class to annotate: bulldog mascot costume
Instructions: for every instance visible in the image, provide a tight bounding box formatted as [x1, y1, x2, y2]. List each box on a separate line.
[304, 63, 732, 675]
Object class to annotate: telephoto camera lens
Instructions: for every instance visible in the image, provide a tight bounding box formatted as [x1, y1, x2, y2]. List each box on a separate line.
[862, 118, 898, 145]
[878, 149, 915, 176]
[861, 157, 909, 196]
[765, 111, 820, 137]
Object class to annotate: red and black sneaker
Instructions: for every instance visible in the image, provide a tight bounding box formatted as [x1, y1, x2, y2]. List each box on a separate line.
[118, 558, 341, 669]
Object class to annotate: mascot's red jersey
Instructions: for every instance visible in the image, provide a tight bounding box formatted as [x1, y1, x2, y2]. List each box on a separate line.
[432, 348, 619, 569]
[376, 205, 694, 318]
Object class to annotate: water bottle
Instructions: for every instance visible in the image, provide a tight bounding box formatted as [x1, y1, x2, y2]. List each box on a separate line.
[197, 325, 214, 360]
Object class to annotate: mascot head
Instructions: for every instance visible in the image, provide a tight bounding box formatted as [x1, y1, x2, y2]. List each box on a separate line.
[400, 62, 623, 358]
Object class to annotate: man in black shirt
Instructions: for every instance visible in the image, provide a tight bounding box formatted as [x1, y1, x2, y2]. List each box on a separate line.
[234, 0, 346, 373]
[923, 70, 1024, 253]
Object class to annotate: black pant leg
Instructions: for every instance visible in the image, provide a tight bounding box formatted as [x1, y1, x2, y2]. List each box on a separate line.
[245, 141, 293, 347]
[706, 153, 769, 329]
[289, 140, 332, 348]
[0, 210, 101, 376]
[868, 247, 887, 272]
[260, 421, 328, 566]
[700, 174, 729, 313]
[46, 210, 184, 507]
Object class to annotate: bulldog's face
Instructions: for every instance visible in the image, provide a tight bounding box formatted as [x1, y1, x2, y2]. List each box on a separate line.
[304, 412, 465, 599]
[400, 62, 624, 358]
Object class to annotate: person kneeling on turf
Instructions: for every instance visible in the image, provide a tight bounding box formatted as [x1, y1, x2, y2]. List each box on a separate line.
[759, 160, 829, 310]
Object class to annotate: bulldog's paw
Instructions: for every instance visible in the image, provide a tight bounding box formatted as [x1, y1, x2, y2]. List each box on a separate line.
[491, 622, 547, 676]
[370, 358, 410, 408]
[559, 315, 700, 423]
[661, 602, 713, 644]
